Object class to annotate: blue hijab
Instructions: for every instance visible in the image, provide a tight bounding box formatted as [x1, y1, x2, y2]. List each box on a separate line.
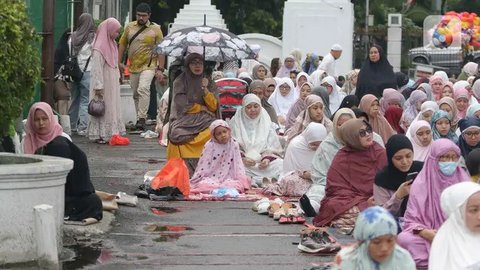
[431, 110, 458, 143]
[335, 206, 415, 270]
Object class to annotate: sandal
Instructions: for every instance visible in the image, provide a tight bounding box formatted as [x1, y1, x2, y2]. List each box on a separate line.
[95, 138, 107, 144]
[278, 215, 293, 224]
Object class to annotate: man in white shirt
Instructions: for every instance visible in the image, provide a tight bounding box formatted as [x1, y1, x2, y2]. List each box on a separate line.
[318, 44, 343, 78]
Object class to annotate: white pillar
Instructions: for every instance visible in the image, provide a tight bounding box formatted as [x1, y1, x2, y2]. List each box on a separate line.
[34, 204, 59, 269]
[387, 13, 402, 72]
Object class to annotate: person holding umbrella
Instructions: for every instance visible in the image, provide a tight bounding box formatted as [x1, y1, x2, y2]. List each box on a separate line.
[167, 53, 219, 176]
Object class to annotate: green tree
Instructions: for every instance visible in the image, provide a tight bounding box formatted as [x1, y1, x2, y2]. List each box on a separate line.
[0, 0, 41, 136]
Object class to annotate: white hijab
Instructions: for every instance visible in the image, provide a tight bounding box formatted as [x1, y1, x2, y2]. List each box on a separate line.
[434, 70, 449, 83]
[229, 94, 282, 161]
[283, 122, 327, 174]
[429, 182, 480, 270]
[310, 69, 327, 87]
[295, 71, 311, 99]
[408, 120, 432, 162]
[321, 75, 345, 113]
[406, 101, 438, 139]
[268, 77, 296, 117]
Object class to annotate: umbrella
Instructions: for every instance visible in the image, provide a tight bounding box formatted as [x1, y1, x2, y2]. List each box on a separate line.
[155, 25, 256, 62]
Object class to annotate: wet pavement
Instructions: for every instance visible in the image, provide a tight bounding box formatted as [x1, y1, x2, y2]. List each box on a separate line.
[61, 133, 334, 270]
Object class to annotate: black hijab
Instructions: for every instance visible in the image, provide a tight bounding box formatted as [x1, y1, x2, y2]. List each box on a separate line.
[466, 148, 480, 176]
[355, 44, 397, 100]
[375, 134, 423, 216]
[330, 95, 359, 120]
[457, 117, 480, 158]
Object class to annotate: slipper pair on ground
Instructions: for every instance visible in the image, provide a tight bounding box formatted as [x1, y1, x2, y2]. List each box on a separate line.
[252, 198, 306, 224]
[297, 225, 341, 254]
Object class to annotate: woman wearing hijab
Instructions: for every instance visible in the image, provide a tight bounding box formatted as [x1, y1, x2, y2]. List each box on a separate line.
[268, 77, 296, 127]
[359, 94, 396, 144]
[430, 110, 458, 143]
[229, 94, 283, 187]
[251, 64, 267, 81]
[302, 108, 356, 216]
[167, 52, 219, 176]
[405, 101, 438, 137]
[310, 69, 327, 87]
[438, 96, 459, 128]
[401, 78, 430, 100]
[189, 120, 250, 194]
[321, 76, 345, 113]
[472, 79, 480, 104]
[24, 102, 102, 222]
[355, 44, 397, 100]
[467, 103, 480, 118]
[380, 88, 405, 114]
[400, 90, 427, 132]
[338, 95, 359, 110]
[333, 206, 415, 270]
[416, 82, 433, 101]
[276, 55, 298, 78]
[429, 75, 444, 101]
[301, 53, 319, 75]
[263, 123, 327, 196]
[285, 82, 312, 131]
[429, 182, 480, 270]
[441, 81, 454, 98]
[374, 135, 424, 218]
[295, 72, 311, 96]
[286, 95, 333, 142]
[454, 87, 471, 119]
[397, 139, 469, 268]
[263, 78, 276, 99]
[466, 149, 480, 183]
[87, 18, 126, 144]
[340, 69, 359, 95]
[249, 80, 278, 125]
[384, 107, 404, 134]
[312, 86, 332, 119]
[457, 117, 480, 159]
[68, 13, 95, 136]
[313, 119, 387, 229]
[457, 62, 479, 81]
[408, 120, 433, 162]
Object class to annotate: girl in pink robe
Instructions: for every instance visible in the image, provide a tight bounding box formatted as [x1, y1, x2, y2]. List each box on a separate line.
[189, 120, 251, 194]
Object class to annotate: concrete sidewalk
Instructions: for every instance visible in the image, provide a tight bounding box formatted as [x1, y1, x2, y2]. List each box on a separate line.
[64, 134, 333, 270]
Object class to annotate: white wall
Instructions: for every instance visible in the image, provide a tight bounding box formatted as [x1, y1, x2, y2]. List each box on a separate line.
[282, 0, 354, 76]
[238, 33, 283, 68]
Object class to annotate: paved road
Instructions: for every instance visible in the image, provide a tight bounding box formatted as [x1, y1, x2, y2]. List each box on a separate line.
[65, 134, 332, 270]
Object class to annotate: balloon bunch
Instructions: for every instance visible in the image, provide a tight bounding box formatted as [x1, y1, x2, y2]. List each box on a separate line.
[432, 11, 480, 51]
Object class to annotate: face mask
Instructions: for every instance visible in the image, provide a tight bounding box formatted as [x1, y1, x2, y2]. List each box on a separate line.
[438, 161, 458, 176]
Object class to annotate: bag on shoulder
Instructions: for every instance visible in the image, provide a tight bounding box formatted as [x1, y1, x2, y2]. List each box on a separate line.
[62, 56, 83, 82]
[88, 96, 105, 117]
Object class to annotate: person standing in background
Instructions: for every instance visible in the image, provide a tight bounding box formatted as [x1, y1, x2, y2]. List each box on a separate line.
[118, 2, 165, 131]
[318, 44, 343, 78]
[68, 13, 96, 136]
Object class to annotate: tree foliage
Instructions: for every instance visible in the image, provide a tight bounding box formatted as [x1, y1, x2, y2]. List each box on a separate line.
[0, 0, 41, 135]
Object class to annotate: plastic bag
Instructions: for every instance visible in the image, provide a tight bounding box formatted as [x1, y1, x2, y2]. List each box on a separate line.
[150, 158, 190, 196]
[211, 188, 240, 198]
[109, 135, 130, 145]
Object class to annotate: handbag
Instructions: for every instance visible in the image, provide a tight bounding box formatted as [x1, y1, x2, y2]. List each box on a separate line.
[88, 96, 105, 117]
[62, 55, 91, 83]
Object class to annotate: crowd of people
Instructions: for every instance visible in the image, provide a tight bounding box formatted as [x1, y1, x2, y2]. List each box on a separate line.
[165, 43, 480, 269]
[9, 3, 480, 269]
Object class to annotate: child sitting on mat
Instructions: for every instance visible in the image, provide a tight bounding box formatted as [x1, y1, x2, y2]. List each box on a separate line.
[189, 119, 251, 194]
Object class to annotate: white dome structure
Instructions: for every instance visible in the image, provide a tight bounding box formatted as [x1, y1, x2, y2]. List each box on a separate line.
[169, 0, 228, 34]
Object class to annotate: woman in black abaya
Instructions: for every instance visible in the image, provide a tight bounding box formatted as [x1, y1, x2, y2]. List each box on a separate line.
[355, 44, 397, 100]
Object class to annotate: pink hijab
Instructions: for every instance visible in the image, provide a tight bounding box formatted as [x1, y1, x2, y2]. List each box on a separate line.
[453, 87, 471, 119]
[93, 17, 121, 68]
[380, 88, 404, 114]
[24, 102, 64, 154]
[429, 75, 444, 101]
[189, 120, 250, 194]
[402, 139, 469, 233]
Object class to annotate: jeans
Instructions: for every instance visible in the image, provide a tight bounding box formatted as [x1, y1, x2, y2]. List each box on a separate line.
[69, 71, 91, 131]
